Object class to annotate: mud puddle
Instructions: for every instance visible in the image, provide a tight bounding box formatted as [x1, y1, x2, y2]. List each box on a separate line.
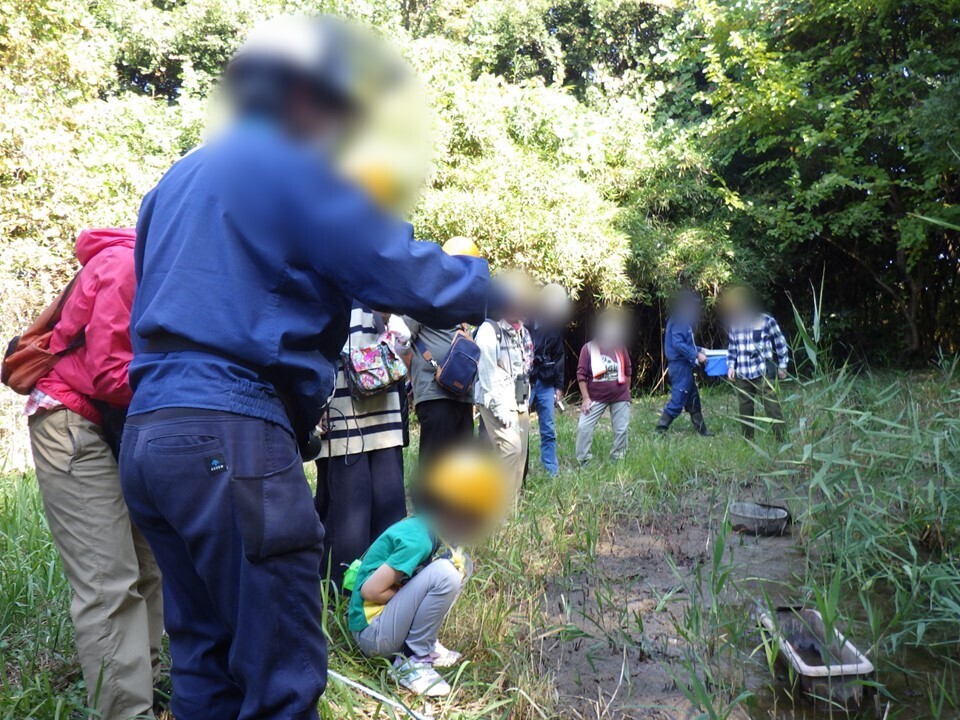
[537, 504, 806, 719]
[539, 507, 950, 720]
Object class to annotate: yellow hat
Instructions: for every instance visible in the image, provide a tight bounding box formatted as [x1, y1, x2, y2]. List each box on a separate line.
[421, 448, 506, 521]
[441, 236, 481, 258]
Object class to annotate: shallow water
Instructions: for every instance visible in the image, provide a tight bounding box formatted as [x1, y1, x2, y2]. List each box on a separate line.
[733, 547, 954, 719]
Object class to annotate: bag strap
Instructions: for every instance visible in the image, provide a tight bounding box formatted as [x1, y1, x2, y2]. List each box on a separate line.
[412, 323, 474, 368]
[372, 312, 386, 336]
[413, 336, 436, 366]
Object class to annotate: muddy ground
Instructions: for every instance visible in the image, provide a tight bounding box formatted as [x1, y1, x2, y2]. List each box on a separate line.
[539, 503, 807, 719]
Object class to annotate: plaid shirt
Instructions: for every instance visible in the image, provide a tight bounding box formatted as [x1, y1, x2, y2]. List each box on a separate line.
[24, 388, 64, 417]
[727, 313, 790, 380]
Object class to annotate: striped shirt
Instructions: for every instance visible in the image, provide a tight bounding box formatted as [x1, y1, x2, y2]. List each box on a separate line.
[319, 304, 404, 458]
[726, 313, 790, 380]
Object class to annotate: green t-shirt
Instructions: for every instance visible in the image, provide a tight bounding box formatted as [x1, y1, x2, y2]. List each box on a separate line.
[348, 516, 436, 632]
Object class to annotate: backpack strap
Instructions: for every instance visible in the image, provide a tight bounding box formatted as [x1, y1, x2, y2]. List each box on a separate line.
[474, 319, 503, 345]
[49, 273, 82, 331]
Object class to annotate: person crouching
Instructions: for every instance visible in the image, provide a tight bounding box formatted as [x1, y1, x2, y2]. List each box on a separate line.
[348, 447, 506, 697]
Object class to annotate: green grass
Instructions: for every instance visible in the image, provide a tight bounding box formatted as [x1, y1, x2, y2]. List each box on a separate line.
[2, 370, 959, 719]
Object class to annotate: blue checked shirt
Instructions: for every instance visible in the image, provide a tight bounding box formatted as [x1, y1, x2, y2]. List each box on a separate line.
[727, 314, 790, 380]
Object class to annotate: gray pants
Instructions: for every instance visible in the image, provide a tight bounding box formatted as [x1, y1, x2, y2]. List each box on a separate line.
[354, 558, 469, 658]
[576, 401, 632, 464]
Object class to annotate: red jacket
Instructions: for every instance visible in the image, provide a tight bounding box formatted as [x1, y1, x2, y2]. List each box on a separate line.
[35, 228, 136, 425]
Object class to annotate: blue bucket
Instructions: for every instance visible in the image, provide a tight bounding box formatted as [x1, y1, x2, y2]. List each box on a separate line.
[703, 352, 728, 377]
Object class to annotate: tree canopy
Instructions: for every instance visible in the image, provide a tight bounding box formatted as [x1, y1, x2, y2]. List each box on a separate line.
[1, 0, 957, 361]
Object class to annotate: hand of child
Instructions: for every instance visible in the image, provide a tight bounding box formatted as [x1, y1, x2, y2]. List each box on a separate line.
[727, 368, 736, 381]
[697, 352, 707, 364]
[777, 368, 788, 380]
[449, 548, 467, 581]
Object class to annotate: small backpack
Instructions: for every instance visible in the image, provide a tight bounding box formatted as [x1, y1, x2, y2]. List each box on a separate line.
[413, 324, 481, 397]
[2, 274, 83, 395]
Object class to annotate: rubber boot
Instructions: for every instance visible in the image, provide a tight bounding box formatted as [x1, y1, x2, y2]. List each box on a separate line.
[690, 411, 714, 437]
[655, 412, 673, 433]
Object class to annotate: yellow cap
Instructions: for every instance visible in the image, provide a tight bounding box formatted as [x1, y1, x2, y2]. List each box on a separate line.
[421, 449, 506, 521]
[441, 236, 481, 258]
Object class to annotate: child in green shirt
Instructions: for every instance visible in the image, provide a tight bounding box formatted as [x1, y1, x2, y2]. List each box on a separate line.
[349, 448, 504, 697]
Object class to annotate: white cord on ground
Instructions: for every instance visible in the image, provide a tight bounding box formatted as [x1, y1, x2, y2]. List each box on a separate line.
[327, 669, 432, 720]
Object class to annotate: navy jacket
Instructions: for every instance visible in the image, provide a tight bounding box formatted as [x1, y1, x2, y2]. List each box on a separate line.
[130, 122, 491, 440]
[530, 323, 565, 390]
[664, 316, 700, 366]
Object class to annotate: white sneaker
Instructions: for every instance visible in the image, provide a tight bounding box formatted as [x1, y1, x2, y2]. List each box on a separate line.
[391, 656, 451, 697]
[430, 640, 462, 668]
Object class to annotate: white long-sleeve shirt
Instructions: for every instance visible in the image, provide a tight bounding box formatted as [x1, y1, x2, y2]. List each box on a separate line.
[475, 320, 531, 423]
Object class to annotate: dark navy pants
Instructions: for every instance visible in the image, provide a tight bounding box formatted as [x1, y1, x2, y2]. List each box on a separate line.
[120, 410, 326, 720]
[315, 446, 405, 586]
[664, 361, 702, 418]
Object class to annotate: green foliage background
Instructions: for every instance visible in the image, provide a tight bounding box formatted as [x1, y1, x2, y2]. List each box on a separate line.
[1, 0, 958, 358]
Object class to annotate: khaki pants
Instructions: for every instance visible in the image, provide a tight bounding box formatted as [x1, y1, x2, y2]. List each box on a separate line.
[735, 377, 785, 440]
[29, 409, 163, 720]
[478, 405, 529, 506]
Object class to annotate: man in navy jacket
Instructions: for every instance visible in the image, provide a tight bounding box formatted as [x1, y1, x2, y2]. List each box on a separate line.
[657, 290, 713, 436]
[119, 17, 493, 720]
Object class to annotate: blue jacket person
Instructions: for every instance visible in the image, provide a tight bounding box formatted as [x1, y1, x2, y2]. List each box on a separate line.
[657, 291, 713, 436]
[119, 17, 493, 720]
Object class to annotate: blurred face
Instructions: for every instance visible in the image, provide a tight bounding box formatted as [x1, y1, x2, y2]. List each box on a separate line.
[596, 310, 627, 348]
[288, 89, 353, 153]
[537, 284, 570, 326]
[677, 295, 702, 323]
[722, 287, 758, 325]
[497, 270, 534, 323]
[428, 506, 488, 547]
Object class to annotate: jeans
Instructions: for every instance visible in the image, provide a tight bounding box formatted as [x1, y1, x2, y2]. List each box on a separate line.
[663, 361, 701, 419]
[121, 410, 326, 720]
[576, 401, 631, 464]
[528, 380, 559, 476]
[315, 446, 406, 586]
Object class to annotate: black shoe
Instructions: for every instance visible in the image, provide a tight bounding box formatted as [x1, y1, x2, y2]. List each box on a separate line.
[655, 412, 672, 433]
[690, 412, 713, 437]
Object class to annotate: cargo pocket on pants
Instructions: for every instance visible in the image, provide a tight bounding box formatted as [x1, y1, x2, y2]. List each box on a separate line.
[231, 458, 324, 562]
